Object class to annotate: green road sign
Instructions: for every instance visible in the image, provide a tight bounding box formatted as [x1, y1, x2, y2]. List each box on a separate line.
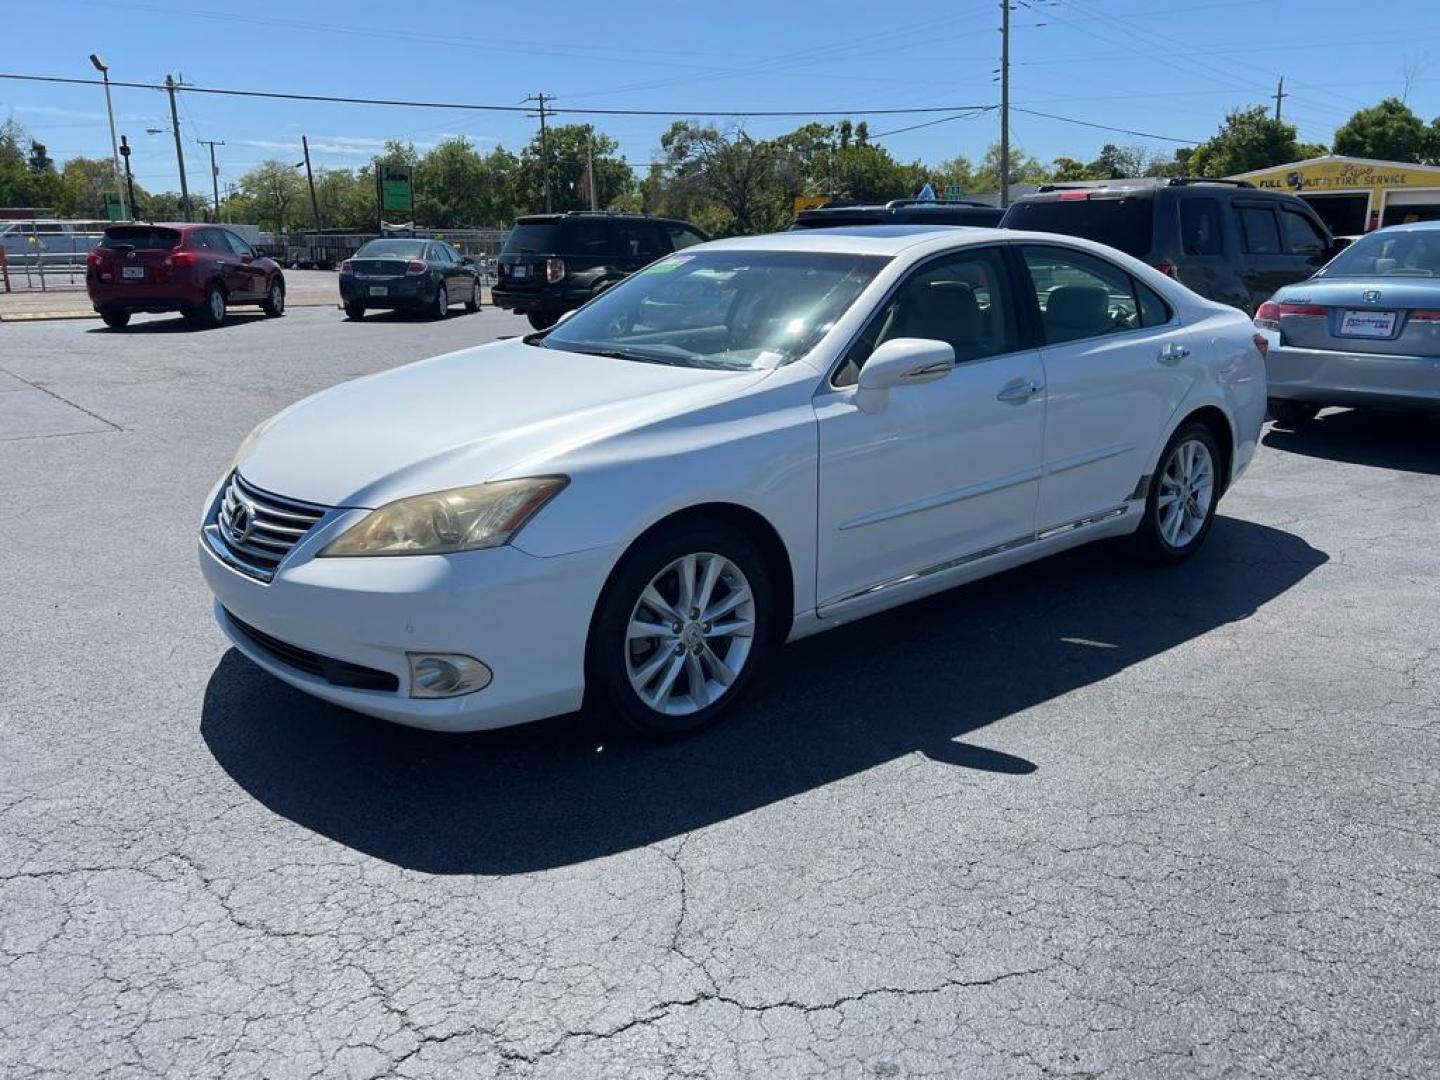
[944, 184, 964, 199]
[379, 165, 414, 213]
[104, 193, 125, 221]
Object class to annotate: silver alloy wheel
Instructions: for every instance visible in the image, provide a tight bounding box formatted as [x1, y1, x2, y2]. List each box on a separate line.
[269, 282, 284, 314]
[209, 287, 225, 322]
[436, 284, 447, 316]
[1157, 437, 1214, 549]
[625, 552, 756, 716]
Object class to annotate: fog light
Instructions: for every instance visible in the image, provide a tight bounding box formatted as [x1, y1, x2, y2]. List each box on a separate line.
[407, 653, 492, 698]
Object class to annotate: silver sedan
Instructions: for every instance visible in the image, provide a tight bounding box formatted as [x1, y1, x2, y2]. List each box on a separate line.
[1256, 221, 1440, 425]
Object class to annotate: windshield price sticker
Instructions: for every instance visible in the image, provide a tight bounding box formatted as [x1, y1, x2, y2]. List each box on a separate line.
[644, 254, 695, 274]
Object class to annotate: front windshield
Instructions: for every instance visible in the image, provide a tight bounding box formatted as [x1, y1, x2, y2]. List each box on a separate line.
[1320, 229, 1440, 278]
[539, 250, 889, 370]
[356, 239, 426, 259]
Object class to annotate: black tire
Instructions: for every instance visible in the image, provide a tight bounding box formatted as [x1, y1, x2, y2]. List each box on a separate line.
[1130, 421, 1223, 566]
[344, 302, 366, 321]
[431, 283, 448, 320]
[465, 282, 481, 313]
[260, 279, 286, 317]
[99, 307, 130, 329]
[587, 520, 776, 741]
[527, 310, 558, 331]
[187, 282, 226, 328]
[1268, 398, 1320, 427]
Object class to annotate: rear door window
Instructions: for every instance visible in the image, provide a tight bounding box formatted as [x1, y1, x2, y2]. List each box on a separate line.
[1180, 198, 1224, 256]
[1237, 206, 1282, 254]
[666, 223, 708, 250]
[1020, 245, 1149, 344]
[1002, 195, 1155, 257]
[221, 230, 254, 257]
[1280, 208, 1328, 254]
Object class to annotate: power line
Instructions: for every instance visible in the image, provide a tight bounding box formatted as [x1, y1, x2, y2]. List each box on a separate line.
[871, 108, 995, 139]
[0, 73, 991, 119]
[1010, 107, 1200, 144]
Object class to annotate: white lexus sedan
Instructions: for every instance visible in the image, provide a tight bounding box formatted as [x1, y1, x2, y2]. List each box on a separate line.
[200, 226, 1266, 738]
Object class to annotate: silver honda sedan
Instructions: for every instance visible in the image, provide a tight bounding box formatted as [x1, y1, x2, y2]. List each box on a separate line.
[1256, 221, 1440, 425]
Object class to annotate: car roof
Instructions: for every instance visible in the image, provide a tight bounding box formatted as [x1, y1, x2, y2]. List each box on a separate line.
[705, 224, 1000, 255]
[1370, 220, 1440, 233]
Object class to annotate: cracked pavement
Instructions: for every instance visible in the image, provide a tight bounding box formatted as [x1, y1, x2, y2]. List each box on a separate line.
[2, 306, 1437, 1078]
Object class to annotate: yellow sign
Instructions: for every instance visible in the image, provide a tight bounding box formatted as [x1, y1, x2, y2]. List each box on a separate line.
[1235, 156, 1440, 194]
[793, 195, 833, 214]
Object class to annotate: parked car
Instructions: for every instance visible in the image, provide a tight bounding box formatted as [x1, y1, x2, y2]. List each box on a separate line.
[791, 198, 1003, 230]
[0, 218, 108, 263]
[87, 223, 285, 329]
[338, 238, 481, 320]
[199, 225, 1265, 739]
[1255, 221, 1440, 424]
[492, 211, 710, 330]
[1000, 178, 1346, 315]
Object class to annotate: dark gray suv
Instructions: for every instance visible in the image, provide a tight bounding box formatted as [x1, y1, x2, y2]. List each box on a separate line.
[1000, 178, 1348, 314]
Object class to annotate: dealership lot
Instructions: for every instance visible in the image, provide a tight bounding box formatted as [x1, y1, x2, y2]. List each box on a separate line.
[1, 307, 1437, 1077]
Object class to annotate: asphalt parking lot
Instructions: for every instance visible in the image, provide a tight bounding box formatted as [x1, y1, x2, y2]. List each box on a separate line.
[2, 305, 1437, 1078]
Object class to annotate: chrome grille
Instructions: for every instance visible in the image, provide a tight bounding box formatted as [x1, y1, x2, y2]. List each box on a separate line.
[213, 472, 328, 580]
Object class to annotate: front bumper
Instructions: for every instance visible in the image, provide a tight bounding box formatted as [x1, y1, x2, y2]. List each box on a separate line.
[1265, 340, 1440, 411]
[200, 528, 618, 732]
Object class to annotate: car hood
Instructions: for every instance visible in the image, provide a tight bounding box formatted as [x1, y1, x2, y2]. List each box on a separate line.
[237, 339, 768, 507]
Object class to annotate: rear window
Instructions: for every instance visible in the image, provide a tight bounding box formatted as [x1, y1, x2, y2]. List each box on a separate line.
[101, 226, 180, 250]
[791, 210, 888, 229]
[356, 239, 426, 259]
[1002, 195, 1155, 257]
[503, 222, 561, 253]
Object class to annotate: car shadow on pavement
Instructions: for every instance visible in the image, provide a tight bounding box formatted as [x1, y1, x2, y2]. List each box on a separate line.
[201, 516, 1326, 875]
[1263, 409, 1440, 475]
[86, 313, 269, 334]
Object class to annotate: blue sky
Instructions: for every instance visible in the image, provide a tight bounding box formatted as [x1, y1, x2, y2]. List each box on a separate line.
[3, 0, 1439, 196]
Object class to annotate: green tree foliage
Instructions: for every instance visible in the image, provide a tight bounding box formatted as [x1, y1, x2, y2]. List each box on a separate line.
[233, 159, 307, 232]
[56, 156, 117, 216]
[1333, 98, 1430, 163]
[27, 141, 56, 174]
[1086, 143, 1149, 179]
[518, 124, 633, 214]
[1049, 156, 1095, 182]
[1185, 106, 1326, 177]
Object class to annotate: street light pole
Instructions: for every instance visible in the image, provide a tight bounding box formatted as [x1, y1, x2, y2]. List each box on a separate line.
[89, 54, 127, 219]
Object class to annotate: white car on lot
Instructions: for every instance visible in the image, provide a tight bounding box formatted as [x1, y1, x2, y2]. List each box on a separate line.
[200, 226, 1266, 738]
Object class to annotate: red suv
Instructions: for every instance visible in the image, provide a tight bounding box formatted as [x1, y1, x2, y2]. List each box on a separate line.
[87, 223, 285, 329]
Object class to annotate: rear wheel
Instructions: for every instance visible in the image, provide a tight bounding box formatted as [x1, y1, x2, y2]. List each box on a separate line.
[587, 522, 775, 740]
[344, 302, 366, 320]
[260, 279, 285, 317]
[430, 283, 448, 320]
[187, 283, 227, 328]
[99, 307, 130, 329]
[527, 310, 558, 331]
[1268, 399, 1320, 427]
[1130, 422, 1221, 565]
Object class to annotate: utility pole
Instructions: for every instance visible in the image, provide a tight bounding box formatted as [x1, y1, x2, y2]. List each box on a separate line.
[999, 0, 1011, 209]
[526, 93, 552, 212]
[302, 135, 322, 230]
[197, 138, 224, 222]
[164, 75, 191, 221]
[586, 132, 598, 211]
[1272, 76, 1287, 122]
[119, 135, 137, 219]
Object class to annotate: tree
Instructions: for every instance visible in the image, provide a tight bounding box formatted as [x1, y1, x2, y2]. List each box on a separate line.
[1087, 143, 1148, 179]
[236, 160, 306, 232]
[1333, 98, 1430, 163]
[56, 157, 116, 216]
[652, 121, 781, 235]
[411, 138, 521, 227]
[1186, 106, 1323, 177]
[1050, 156, 1095, 182]
[518, 124, 631, 214]
[928, 156, 977, 194]
[27, 141, 55, 174]
[974, 142, 1050, 192]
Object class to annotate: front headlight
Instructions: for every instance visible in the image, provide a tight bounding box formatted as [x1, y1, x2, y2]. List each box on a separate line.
[320, 477, 568, 557]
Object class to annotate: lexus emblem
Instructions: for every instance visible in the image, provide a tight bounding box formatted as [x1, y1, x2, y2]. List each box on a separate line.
[230, 500, 253, 543]
[1363, 289, 1382, 304]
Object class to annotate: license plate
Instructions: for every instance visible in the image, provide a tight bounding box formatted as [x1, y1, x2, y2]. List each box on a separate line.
[368, 286, 388, 297]
[1339, 309, 1396, 337]
[510, 264, 529, 279]
[121, 266, 145, 280]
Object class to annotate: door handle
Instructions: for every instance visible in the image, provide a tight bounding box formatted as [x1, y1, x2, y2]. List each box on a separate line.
[996, 379, 1043, 403]
[1158, 342, 1190, 365]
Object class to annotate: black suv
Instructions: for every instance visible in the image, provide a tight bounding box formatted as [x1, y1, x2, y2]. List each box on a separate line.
[999, 178, 1346, 314]
[791, 198, 1004, 230]
[493, 212, 710, 330]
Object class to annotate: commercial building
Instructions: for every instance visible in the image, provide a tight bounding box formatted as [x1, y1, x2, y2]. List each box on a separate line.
[1230, 155, 1440, 235]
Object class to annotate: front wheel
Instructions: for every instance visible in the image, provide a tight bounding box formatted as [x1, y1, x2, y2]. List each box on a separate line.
[587, 522, 775, 740]
[465, 279, 481, 312]
[261, 280, 285, 317]
[99, 307, 130, 329]
[1268, 398, 1320, 428]
[1130, 422, 1222, 565]
[527, 310, 558, 331]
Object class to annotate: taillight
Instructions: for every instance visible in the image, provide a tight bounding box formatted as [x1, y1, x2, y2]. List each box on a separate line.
[86, 251, 102, 269]
[166, 251, 197, 268]
[1254, 300, 1280, 330]
[1279, 303, 1326, 317]
[338, 259, 352, 272]
[1408, 309, 1440, 322]
[546, 257, 565, 284]
[1057, 191, 1090, 201]
[1252, 332, 1269, 361]
[406, 260, 426, 274]
[1152, 262, 1177, 278]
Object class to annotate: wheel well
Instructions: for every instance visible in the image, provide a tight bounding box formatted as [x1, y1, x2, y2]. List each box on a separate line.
[600, 503, 796, 643]
[1179, 406, 1234, 492]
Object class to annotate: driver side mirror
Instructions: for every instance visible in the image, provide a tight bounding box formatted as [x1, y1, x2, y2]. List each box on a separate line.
[855, 338, 955, 413]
